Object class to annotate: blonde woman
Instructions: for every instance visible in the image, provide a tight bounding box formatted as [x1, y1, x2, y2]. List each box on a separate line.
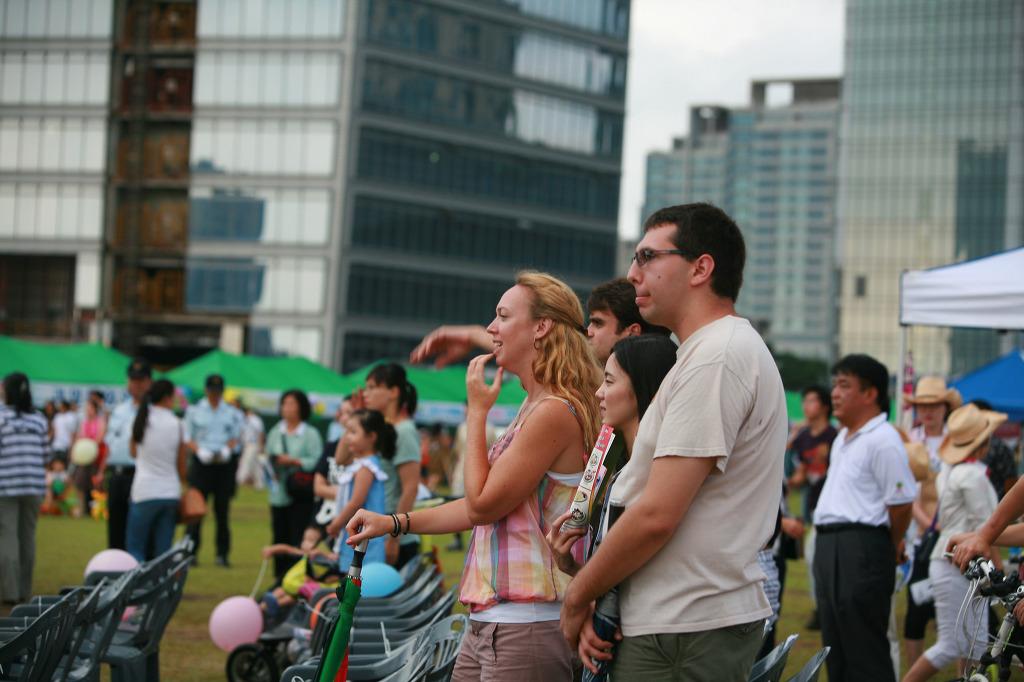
[347, 271, 601, 682]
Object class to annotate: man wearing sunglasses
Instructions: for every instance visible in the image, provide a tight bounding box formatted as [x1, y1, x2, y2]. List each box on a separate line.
[561, 203, 789, 682]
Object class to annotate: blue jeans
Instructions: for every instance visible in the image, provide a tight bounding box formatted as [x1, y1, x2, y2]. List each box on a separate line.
[126, 499, 178, 562]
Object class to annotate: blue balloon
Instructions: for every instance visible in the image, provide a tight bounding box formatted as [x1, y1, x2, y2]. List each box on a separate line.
[360, 562, 403, 598]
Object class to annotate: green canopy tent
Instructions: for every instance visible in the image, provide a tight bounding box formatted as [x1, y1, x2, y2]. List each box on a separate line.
[0, 335, 133, 406]
[165, 349, 358, 418]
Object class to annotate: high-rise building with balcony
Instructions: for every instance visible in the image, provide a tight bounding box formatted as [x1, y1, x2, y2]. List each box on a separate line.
[641, 78, 841, 362]
[1, 0, 630, 370]
[838, 0, 1024, 376]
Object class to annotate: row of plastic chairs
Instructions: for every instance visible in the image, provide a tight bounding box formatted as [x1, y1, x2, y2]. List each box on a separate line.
[748, 633, 830, 682]
[0, 538, 193, 682]
[280, 553, 465, 682]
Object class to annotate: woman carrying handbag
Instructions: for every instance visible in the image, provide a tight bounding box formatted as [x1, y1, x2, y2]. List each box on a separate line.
[266, 389, 323, 580]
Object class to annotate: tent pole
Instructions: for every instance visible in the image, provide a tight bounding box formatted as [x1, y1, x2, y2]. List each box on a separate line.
[897, 325, 908, 422]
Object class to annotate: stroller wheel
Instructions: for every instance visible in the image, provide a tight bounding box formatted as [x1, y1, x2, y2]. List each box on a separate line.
[226, 643, 279, 682]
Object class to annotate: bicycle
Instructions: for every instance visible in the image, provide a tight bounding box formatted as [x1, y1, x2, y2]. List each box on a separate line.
[949, 557, 1024, 681]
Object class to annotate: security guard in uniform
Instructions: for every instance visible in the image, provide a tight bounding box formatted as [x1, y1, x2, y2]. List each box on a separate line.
[184, 374, 242, 566]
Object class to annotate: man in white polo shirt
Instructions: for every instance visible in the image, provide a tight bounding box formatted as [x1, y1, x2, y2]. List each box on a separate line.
[560, 203, 788, 681]
[813, 353, 917, 682]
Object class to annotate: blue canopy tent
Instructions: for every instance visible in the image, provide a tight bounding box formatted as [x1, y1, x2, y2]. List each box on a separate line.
[952, 350, 1024, 422]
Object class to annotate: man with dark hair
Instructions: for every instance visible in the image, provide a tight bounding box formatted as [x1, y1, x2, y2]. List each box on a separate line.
[561, 203, 788, 681]
[812, 354, 917, 682]
[786, 385, 837, 630]
[184, 373, 243, 567]
[586, 278, 671, 364]
[100, 358, 152, 550]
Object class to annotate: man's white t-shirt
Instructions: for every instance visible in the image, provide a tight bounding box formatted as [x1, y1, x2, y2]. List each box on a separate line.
[609, 315, 788, 636]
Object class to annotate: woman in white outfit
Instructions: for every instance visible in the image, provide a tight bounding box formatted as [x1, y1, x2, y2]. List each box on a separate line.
[902, 403, 1005, 682]
[126, 379, 187, 562]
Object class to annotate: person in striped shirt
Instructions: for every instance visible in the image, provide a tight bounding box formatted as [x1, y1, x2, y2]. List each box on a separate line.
[0, 372, 50, 605]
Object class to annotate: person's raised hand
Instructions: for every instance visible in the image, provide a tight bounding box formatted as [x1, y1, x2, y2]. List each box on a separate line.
[544, 510, 586, 576]
[410, 325, 490, 368]
[466, 354, 502, 414]
[345, 509, 393, 546]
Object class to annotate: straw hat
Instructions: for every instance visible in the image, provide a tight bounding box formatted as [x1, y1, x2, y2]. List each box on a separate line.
[905, 442, 931, 482]
[938, 403, 1007, 465]
[906, 376, 962, 410]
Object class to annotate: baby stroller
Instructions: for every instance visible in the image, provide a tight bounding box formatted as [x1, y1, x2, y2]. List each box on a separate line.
[226, 555, 341, 682]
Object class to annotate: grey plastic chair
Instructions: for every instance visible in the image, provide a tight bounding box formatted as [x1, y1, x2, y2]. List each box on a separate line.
[785, 646, 830, 682]
[423, 614, 467, 682]
[102, 556, 191, 682]
[0, 592, 79, 682]
[747, 633, 798, 682]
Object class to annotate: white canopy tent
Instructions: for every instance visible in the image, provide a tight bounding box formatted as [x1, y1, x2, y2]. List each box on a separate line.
[897, 246, 1024, 414]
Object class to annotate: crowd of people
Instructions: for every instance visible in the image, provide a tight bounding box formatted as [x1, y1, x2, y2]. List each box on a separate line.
[1, 201, 1021, 682]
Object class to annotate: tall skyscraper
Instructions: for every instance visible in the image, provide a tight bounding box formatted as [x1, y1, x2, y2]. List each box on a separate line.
[838, 0, 1024, 377]
[641, 78, 841, 362]
[0, 0, 629, 370]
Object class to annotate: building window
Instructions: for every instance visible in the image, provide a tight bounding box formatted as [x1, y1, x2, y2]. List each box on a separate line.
[186, 256, 325, 313]
[1, 0, 113, 39]
[189, 187, 330, 244]
[365, 0, 626, 96]
[357, 128, 619, 219]
[194, 51, 341, 107]
[352, 195, 613, 278]
[361, 60, 623, 157]
[197, 0, 344, 39]
[854, 275, 867, 298]
[190, 119, 336, 177]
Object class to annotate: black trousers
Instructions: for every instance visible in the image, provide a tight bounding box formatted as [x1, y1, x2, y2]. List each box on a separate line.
[814, 525, 896, 682]
[187, 458, 234, 559]
[106, 466, 135, 551]
[270, 501, 315, 580]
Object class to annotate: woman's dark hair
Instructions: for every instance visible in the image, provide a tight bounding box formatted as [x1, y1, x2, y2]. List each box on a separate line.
[802, 385, 833, 418]
[367, 363, 418, 417]
[279, 388, 312, 422]
[132, 379, 175, 444]
[610, 335, 679, 420]
[3, 372, 34, 415]
[349, 409, 397, 460]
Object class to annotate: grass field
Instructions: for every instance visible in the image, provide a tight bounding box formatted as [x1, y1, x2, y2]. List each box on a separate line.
[23, 488, 959, 681]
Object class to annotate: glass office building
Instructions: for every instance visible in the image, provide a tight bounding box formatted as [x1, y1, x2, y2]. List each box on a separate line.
[642, 79, 841, 362]
[0, 0, 629, 368]
[838, 0, 1024, 376]
[341, 0, 628, 370]
[0, 0, 112, 339]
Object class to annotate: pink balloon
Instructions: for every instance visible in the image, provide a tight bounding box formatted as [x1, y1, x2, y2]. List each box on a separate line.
[209, 596, 262, 652]
[84, 549, 139, 577]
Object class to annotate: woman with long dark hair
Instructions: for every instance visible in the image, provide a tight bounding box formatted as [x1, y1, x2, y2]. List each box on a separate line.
[126, 379, 186, 561]
[348, 271, 602, 681]
[0, 373, 50, 604]
[266, 389, 323, 580]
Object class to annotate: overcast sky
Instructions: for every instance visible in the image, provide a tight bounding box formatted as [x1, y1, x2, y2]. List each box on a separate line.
[618, 0, 845, 238]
